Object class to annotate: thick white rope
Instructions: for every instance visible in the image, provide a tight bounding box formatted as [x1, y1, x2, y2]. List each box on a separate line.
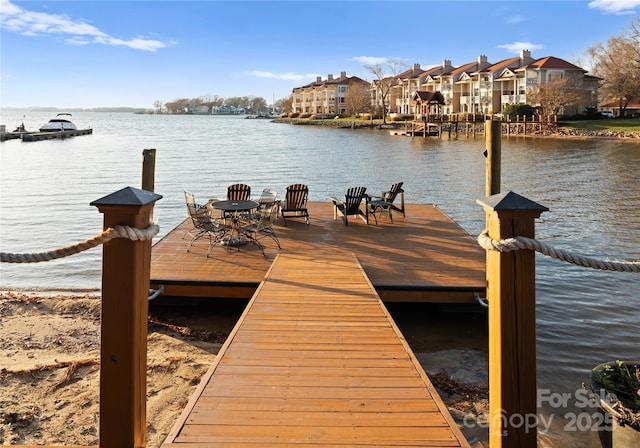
[1, 224, 160, 264]
[478, 229, 640, 273]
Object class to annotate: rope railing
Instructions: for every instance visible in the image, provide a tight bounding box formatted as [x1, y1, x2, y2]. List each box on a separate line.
[478, 229, 640, 273]
[0, 224, 159, 264]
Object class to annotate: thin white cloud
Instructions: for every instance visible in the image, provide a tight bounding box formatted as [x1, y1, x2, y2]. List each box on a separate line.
[0, 0, 170, 52]
[248, 71, 321, 83]
[354, 56, 388, 65]
[506, 15, 526, 24]
[589, 0, 640, 14]
[498, 41, 544, 54]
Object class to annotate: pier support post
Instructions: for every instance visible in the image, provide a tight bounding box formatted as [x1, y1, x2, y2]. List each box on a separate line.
[141, 148, 156, 192]
[91, 187, 162, 448]
[485, 119, 502, 196]
[477, 191, 548, 448]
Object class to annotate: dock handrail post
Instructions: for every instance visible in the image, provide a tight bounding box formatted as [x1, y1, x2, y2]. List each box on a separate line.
[477, 192, 548, 448]
[91, 186, 162, 448]
[485, 118, 502, 196]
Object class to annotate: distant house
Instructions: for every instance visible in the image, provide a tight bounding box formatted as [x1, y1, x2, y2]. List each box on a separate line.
[188, 105, 210, 115]
[600, 101, 640, 117]
[212, 105, 244, 115]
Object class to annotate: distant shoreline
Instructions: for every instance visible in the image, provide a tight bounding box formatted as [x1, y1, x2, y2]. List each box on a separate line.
[272, 117, 640, 141]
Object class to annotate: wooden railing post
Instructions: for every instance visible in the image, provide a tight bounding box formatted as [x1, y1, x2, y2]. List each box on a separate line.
[91, 186, 162, 448]
[477, 191, 548, 448]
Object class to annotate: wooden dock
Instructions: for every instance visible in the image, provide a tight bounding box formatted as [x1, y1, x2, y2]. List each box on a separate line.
[20, 128, 93, 141]
[161, 253, 470, 447]
[150, 202, 486, 303]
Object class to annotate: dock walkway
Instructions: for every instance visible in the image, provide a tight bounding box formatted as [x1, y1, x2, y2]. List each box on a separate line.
[161, 253, 470, 447]
[151, 202, 486, 303]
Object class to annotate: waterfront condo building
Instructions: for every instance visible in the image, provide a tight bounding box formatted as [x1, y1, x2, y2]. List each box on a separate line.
[296, 51, 599, 118]
[291, 72, 370, 116]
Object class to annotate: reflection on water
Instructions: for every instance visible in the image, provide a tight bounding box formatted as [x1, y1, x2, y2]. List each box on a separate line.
[1, 111, 639, 446]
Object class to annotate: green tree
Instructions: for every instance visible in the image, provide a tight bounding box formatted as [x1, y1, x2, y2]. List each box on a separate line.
[503, 104, 536, 118]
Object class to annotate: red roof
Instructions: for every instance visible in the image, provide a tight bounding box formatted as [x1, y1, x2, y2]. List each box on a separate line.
[520, 56, 585, 72]
[487, 56, 521, 73]
[451, 61, 480, 76]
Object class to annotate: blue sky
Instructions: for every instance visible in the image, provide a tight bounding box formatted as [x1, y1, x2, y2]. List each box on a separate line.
[1, 0, 639, 109]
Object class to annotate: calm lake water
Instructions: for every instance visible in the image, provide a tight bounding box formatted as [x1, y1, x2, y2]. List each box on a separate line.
[1, 111, 639, 446]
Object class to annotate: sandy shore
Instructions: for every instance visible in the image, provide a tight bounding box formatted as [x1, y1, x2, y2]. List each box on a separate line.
[0, 291, 494, 446]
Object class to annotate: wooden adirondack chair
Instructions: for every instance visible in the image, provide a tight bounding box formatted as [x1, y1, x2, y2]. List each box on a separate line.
[224, 183, 252, 219]
[330, 186, 368, 226]
[227, 183, 251, 201]
[280, 183, 309, 226]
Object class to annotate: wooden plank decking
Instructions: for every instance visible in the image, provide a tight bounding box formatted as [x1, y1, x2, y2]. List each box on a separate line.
[151, 202, 486, 303]
[161, 253, 470, 447]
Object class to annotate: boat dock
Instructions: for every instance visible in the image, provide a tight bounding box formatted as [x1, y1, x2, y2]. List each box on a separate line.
[161, 252, 471, 447]
[150, 202, 486, 303]
[20, 128, 93, 141]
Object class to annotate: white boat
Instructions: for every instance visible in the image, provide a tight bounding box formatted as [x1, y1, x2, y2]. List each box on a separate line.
[39, 113, 78, 132]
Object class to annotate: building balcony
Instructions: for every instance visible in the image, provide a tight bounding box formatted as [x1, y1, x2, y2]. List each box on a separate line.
[501, 94, 527, 103]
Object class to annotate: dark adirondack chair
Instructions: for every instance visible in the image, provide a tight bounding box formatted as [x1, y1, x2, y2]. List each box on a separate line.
[227, 183, 252, 201]
[330, 186, 368, 226]
[280, 183, 309, 226]
[367, 182, 405, 224]
[224, 183, 252, 219]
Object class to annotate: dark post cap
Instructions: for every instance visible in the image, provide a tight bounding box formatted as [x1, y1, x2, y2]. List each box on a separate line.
[90, 186, 162, 207]
[476, 191, 548, 213]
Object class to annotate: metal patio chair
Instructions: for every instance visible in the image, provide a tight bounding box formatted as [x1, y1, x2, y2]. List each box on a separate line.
[184, 191, 229, 256]
[238, 200, 282, 257]
[367, 181, 405, 224]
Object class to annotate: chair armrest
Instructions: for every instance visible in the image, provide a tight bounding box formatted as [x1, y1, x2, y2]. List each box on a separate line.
[329, 196, 344, 205]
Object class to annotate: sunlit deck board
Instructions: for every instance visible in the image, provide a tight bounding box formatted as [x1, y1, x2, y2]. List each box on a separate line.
[161, 253, 470, 447]
[150, 202, 486, 303]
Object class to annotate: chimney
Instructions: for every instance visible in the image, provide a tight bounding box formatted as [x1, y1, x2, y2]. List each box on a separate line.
[478, 55, 488, 64]
[316, 76, 322, 82]
[443, 59, 452, 70]
[412, 63, 421, 72]
[340, 71, 346, 79]
[327, 74, 334, 81]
